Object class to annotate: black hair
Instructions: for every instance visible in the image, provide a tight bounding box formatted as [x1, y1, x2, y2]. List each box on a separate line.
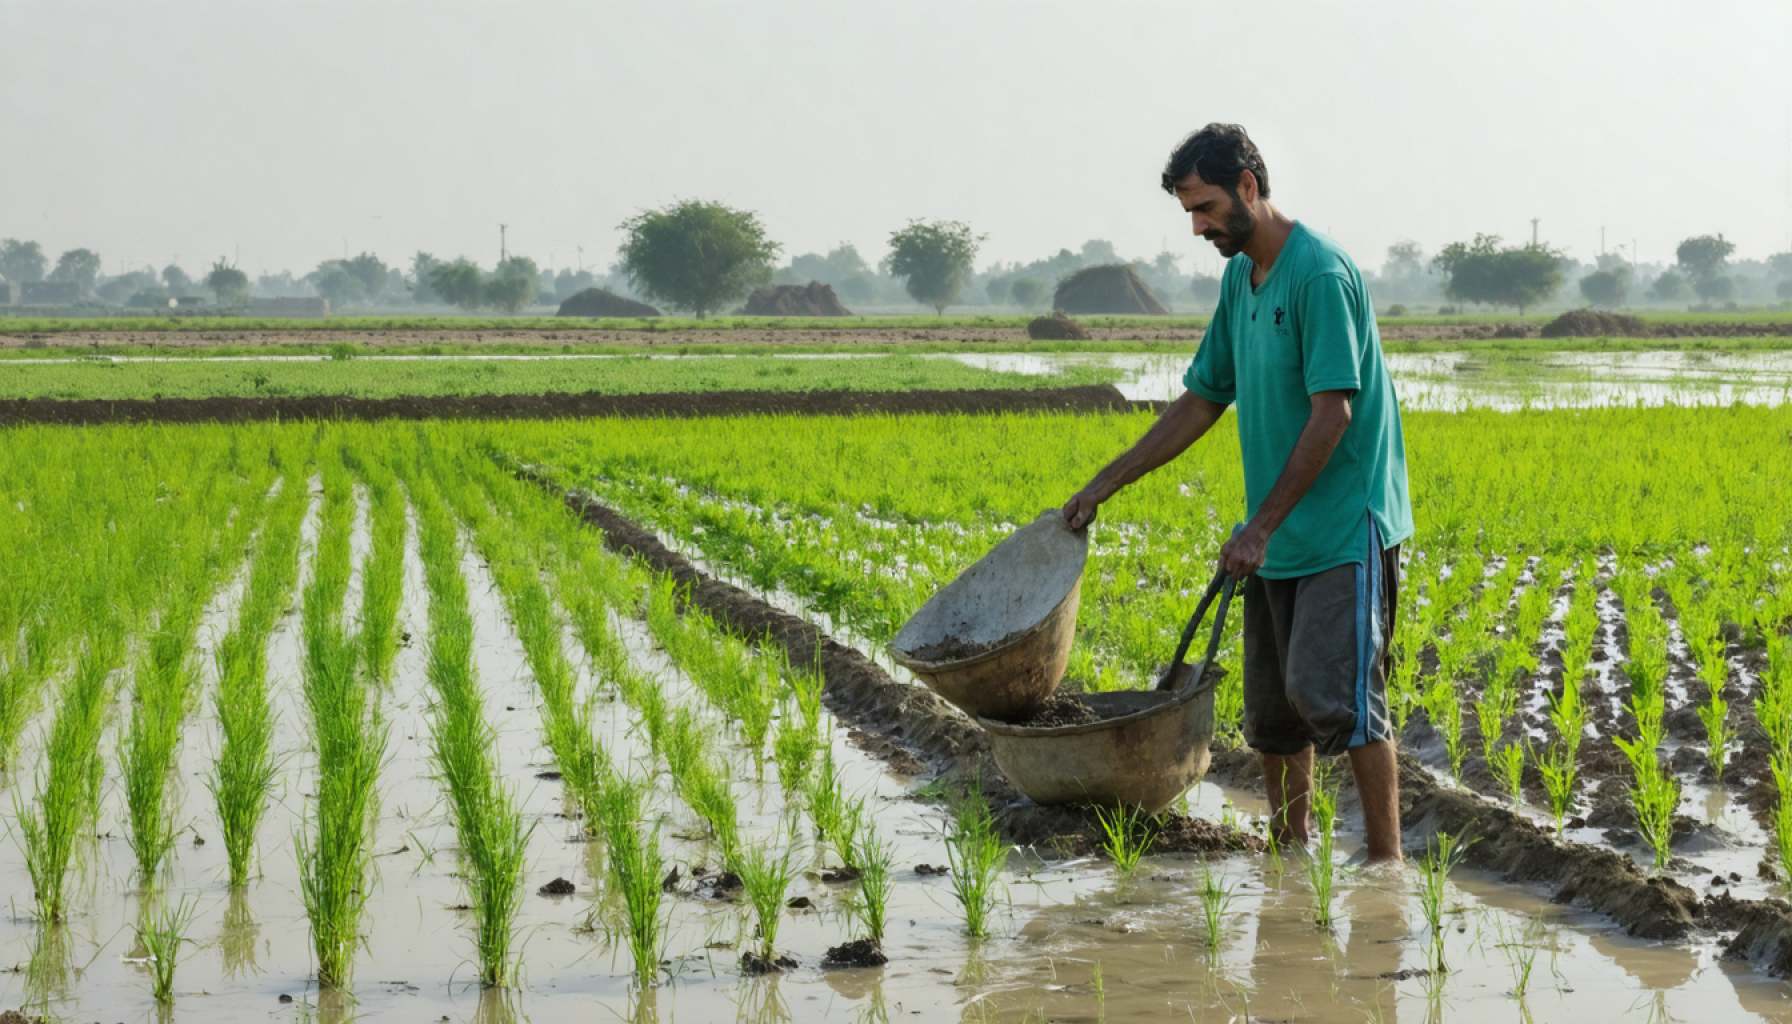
[1160, 123, 1269, 198]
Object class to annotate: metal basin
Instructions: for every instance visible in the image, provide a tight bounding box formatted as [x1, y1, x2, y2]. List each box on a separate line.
[977, 666, 1219, 813]
[890, 511, 1087, 722]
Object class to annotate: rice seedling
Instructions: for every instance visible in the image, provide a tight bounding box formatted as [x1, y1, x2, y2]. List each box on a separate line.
[137, 895, 198, 1006]
[850, 814, 894, 943]
[18, 640, 117, 922]
[352, 459, 407, 684]
[1195, 866, 1234, 951]
[807, 744, 852, 862]
[1416, 831, 1467, 973]
[1093, 802, 1158, 879]
[1306, 761, 1340, 929]
[682, 761, 743, 872]
[597, 773, 668, 986]
[945, 787, 1007, 939]
[737, 835, 798, 967]
[1490, 914, 1546, 999]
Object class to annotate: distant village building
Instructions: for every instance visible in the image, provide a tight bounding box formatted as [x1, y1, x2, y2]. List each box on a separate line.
[247, 296, 331, 318]
[20, 280, 83, 306]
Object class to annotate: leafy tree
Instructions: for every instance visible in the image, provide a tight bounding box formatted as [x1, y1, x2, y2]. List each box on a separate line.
[1431, 234, 1563, 313]
[429, 259, 485, 311]
[1648, 268, 1690, 303]
[836, 274, 875, 304]
[97, 269, 158, 304]
[1778, 278, 1792, 302]
[1578, 265, 1630, 307]
[1676, 234, 1734, 304]
[1769, 251, 1792, 281]
[1383, 240, 1425, 279]
[0, 239, 47, 283]
[341, 252, 392, 301]
[1009, 277, 1044, 309]
[1190, 273, 1222, 304]
[255, 270, 305, 297]
[162, 264, 193, 295]
[1695, 273, 1734, 303]
[482, 256, 539, 312]
[884, 219, 982, 315]
[618, 200, 779, 317]
[784, 243, 873, 287]
[984, 277, 1011, 305]
[307, 262, 364, 307]
[410, 252, 442, 303]
[554, 268, 596, 301]
[1079, 239, 1119, 265]
[47, 249, 102, 293]
[206, 259, 250, 306]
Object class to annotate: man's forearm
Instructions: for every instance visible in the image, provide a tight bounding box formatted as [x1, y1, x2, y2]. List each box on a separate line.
[1088, 391, 1226, 497]
[1248, 395, 1351, 536]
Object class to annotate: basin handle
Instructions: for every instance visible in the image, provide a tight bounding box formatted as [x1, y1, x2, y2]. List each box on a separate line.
[1155, 567, 1237, 693]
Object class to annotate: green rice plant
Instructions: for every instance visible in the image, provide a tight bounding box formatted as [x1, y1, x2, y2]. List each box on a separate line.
[1425, 672, 1466, 782]
[807, 744, 851, 862]
[1491, 914, 1545, 999]
[661, 706, 706, 779]
[850, 816, 894, 943]
[137, 895, 198, 1006]
[1092, 802, 1158, 879]
[682, 760, 742, 872]
[1695, 657, 1732, 780]
[17, 641, 116, 922]
[772, 709, 821, 800]
[945, 788, 1007, 939]
[1306, 761, 1340, 929]
[1195, 866, 1234, 952]
[1416, 831, 1467, 973]
[597, 773, 668, 986]
[353, 460, 407, 685]
[1614, 728, 1679, 871]
[1771, 751, 1792, 884]
[737, 835, 798, 965]
[1533, 739, 1578, 834]
[1489, 741, 1525, 804]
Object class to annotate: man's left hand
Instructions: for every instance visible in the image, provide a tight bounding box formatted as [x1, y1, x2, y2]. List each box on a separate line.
[1218, 523, 1270, 580]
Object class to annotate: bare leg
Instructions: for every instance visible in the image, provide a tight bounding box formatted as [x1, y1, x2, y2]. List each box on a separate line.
[1261, 747, 1314, 846]
[1348, 739, 1403, 863]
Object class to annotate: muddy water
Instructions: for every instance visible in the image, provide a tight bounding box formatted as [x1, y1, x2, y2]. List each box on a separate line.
[6, 498, 1792, 1020]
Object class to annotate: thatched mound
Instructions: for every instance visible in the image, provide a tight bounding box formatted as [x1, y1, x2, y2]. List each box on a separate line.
[557, 287, 661, 318]
[1053, 264, 1168, 315]
[1026, 312, 1089, 340]
[738, 281, 852, 317]
[1541, 308, 1645, 338]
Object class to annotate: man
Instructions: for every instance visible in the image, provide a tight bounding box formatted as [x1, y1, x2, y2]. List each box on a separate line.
[1061, 123, 1412, 863]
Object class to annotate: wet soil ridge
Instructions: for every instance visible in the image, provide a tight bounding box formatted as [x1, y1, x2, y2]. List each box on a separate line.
[0, 384, 1133, 427]
[517, 465, 1256, 858]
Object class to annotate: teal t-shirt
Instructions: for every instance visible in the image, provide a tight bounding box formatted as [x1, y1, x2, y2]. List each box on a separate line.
[1183, 222, 1413, 578]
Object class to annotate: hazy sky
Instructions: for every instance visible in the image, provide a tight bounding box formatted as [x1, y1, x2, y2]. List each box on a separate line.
[3, 0, 1789, 279]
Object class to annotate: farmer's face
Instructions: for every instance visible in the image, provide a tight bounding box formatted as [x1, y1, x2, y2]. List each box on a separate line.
[1175, 173, 1257, 259]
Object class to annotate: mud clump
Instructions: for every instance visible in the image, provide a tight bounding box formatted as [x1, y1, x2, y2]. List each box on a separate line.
[738, 281, 852, 317]
[556, 287, 662, 318]
[740, 951, 799, 974]
[1053, 264, 1169, 315]
[907, 626, 1030, 663]
[1540, 308, 1647, 338]
[1026, 312, 1090, 340]
[823, 938, 889, 968]
[1012, 693, 1100, 728]
[537, 877, 575, 896]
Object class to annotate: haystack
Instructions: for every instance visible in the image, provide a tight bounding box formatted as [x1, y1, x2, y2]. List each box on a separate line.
[1540, 308, 1646, 338]
[1026, 312, 1090, 340]
[1053, 264, 1168, 315]
[557, 287, 661, 318]
[738, 281, 852, 317]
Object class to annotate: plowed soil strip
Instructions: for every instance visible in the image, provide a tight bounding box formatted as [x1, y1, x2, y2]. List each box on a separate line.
[0, 385, 1133, 426]
[520, 464, 1792, 977]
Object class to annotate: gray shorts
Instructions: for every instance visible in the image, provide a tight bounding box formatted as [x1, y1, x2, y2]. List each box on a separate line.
[1242, 523, 1400, 757]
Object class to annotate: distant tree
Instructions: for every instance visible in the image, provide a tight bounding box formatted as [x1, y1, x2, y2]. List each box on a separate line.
[1079, 239, 1119, 265]
[784, 243, 873, 286]
[1648, 268, 1690, 303]
[97, 269, 158, 304]
[1675, 234, 1734, 282]
[340, 252, 392, 302]
[126, 288, 172, 309]
[1151, 251, 1181, 278]
[1383, 240, 1425, 279]
[409, 252, 442, 303]
[837, 274, 875, 304]
[162, 264, 193, 295]
[884, 219, 982, 315]
[1778, 278, 1792, 302]
[1695, 274, 1735, 303]
[553, 267, 596, 301]
[429, 258, 485, 311]
[0, 239, 47, 283]
[1189, 273, 1222, 304]
[1578, 265, 1631, 307]
[307, 262, 365, 307]
[984, 277, 1011, 305]
[255, 270, 305, 297]
[618, 199, 779, 317]
[482, 255, 539, 312]
[1432, 234, 1563, 314]
[206, 259, 251, 306]
[48, 248, 102, 293]
[1769, 251, 1792, 281]
[1010, 277, 1044, 309]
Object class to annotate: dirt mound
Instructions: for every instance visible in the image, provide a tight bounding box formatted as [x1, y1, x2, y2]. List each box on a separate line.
[738, 281, 852, 317]
[823, 938, 888, 967]
[1541, 308, 1647, 338]
[1053, 264, 1169, 316]
[556, 287, 661, 318]
[1012, 693, 1099, 727]
[1026, 312, 1090, 340]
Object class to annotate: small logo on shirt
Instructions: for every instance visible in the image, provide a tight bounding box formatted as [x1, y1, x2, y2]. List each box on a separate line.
[1273, 307, 1285, 326]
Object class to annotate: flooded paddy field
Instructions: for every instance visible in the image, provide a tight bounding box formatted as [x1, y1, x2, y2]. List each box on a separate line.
[4, 406, 1792, 1022]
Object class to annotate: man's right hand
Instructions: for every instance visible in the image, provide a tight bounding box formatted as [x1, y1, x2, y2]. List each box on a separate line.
[1061, 483, 1108, 530]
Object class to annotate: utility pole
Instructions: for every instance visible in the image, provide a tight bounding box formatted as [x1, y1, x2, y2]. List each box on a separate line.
[1530, 218, 1540, 248]
[576, 245, 585, 272]
[1599, 225, 1605, 257]
[499, 224, 508, 264]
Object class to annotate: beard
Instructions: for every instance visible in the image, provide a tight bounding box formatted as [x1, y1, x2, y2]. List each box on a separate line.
[1203, 195, 1257, 258]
